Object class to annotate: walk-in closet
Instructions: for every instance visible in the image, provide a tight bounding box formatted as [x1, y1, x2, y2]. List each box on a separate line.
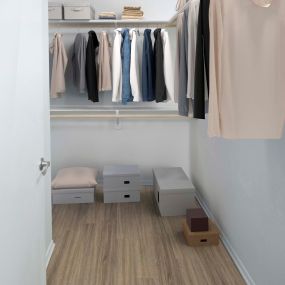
[1, 0, 285, 285]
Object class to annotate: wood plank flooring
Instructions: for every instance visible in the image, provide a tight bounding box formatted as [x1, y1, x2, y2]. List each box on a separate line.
[47, 187, 245, 285]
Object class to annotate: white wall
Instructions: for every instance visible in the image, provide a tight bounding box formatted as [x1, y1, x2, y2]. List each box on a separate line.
[190, 119, 285, 285]
[50, 0, 190, 183]
[51, 119, 190, 184]
[0, 0, 51, 284]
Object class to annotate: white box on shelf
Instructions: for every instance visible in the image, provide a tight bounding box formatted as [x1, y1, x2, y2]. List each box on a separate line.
[103, 165, 141, 203]
[153, 167, 196, 216]
[52, 188, 95, 204]
[48, 3, 63, 20]
[63, 4, 95, 20]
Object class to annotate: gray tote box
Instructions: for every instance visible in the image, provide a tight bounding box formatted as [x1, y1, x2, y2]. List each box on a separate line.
[103, 165, 141, 203]
[153, 167, 196, 216]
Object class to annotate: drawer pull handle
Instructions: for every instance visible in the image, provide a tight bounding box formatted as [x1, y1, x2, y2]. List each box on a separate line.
[74, 196, 82, 199]
[124, 194, 130, 198]
[71, 8, 83, 12]
[200, 239, 208, 243]
[49, 8, 55, 11]
[124, 181, 130, 184]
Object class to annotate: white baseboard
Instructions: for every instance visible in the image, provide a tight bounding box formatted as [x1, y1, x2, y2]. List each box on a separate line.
[45, 240, 55, 268]
[195, 191, 256, 285]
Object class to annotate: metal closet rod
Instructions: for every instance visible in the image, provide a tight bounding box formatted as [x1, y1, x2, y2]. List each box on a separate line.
[50, 112, 193, 120]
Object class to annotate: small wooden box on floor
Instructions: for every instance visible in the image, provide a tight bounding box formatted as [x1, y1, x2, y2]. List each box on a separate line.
[183, 219, 219, 246]
[103, 165, 141, 203]
[153, 167, 196, 216]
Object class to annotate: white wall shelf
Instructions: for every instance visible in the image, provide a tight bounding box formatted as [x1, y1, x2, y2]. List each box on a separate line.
[49, 1, 191, 28]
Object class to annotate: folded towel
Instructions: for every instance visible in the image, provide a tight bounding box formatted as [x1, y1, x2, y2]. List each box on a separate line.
[121, 15, 144, 20]
[122, 11, 144, 16]
[124, 6, 141, 10]
[99, 16, 117, 20]
[99, 12, 116, 16]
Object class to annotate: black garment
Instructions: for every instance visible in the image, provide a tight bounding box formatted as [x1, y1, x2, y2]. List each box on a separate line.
[193, 0, 210, 119]
[142, 29, 155, 102]
[154, 29, 166, 103]
[178, 9, 189, 116]
[86, 31, 100, 102]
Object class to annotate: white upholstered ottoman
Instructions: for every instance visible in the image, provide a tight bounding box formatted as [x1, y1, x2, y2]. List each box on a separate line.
[52, 167, 97, 205]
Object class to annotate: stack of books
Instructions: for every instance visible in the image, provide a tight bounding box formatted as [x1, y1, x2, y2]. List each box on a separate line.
[121, 6, 144, 20]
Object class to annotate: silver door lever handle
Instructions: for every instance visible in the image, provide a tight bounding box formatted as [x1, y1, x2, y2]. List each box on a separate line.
[39, 158, 50, 175]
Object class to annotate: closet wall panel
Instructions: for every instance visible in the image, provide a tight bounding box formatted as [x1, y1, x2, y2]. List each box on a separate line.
[51, 120, 190, 184]
[190, 119, 285, 285]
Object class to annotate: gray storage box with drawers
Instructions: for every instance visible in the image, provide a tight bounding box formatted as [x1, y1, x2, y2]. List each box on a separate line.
[52, 188, 95, 204]
[153, 167, 196, 216]
[103, 165, 141, 203]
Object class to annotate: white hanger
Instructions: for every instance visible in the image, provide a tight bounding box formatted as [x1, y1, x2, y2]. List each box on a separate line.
[251, 0, 272, 8]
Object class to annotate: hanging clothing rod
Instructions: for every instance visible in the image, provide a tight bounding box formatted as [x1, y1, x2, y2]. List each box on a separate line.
[50, 113, 192, 120]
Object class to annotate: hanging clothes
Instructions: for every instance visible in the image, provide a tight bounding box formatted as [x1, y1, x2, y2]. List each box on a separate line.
[178, 9, 189, 116]
[174, 14, 184, 104]
[72, 33, 87, 93]
[86, 31, 100, 103]
[98, 32, 112, 92]
[154, 28, 166, 103]
[130, 29, 141, 102]
[161, 29, 175, 102]
[186, 0, 200, 100]
[176, 0, 188, 10]
[193, 0, 210, 119]
[142, 29, 155, 102]
[121, 29, 133, 104]
[112, 29, 123, 103]
[208, 0, 285, 139]
[50, 33, 68, 98]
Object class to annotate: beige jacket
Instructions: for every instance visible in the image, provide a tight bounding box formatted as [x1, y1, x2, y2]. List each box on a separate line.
[98, 32, 112, 92]
[50, 34, 68, 98]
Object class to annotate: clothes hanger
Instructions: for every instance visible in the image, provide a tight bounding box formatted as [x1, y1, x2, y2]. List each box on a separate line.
[251, 0, 272, 8]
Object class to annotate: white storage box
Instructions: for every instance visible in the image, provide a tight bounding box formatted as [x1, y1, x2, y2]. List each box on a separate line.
[153, 167, 196, 216]
[52, 188, 95, 204]
[103, 190, 140, 204]
[48, 3, 63, 20]
[51, 167, 97, 204]
[64, 4, 95, 20]
[103, 165, 141, 203]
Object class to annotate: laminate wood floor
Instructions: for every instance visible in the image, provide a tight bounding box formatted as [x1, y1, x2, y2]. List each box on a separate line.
[47, 187, 245, 285]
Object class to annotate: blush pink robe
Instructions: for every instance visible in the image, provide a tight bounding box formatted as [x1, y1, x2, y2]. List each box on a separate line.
[208, 0, 285, 139]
